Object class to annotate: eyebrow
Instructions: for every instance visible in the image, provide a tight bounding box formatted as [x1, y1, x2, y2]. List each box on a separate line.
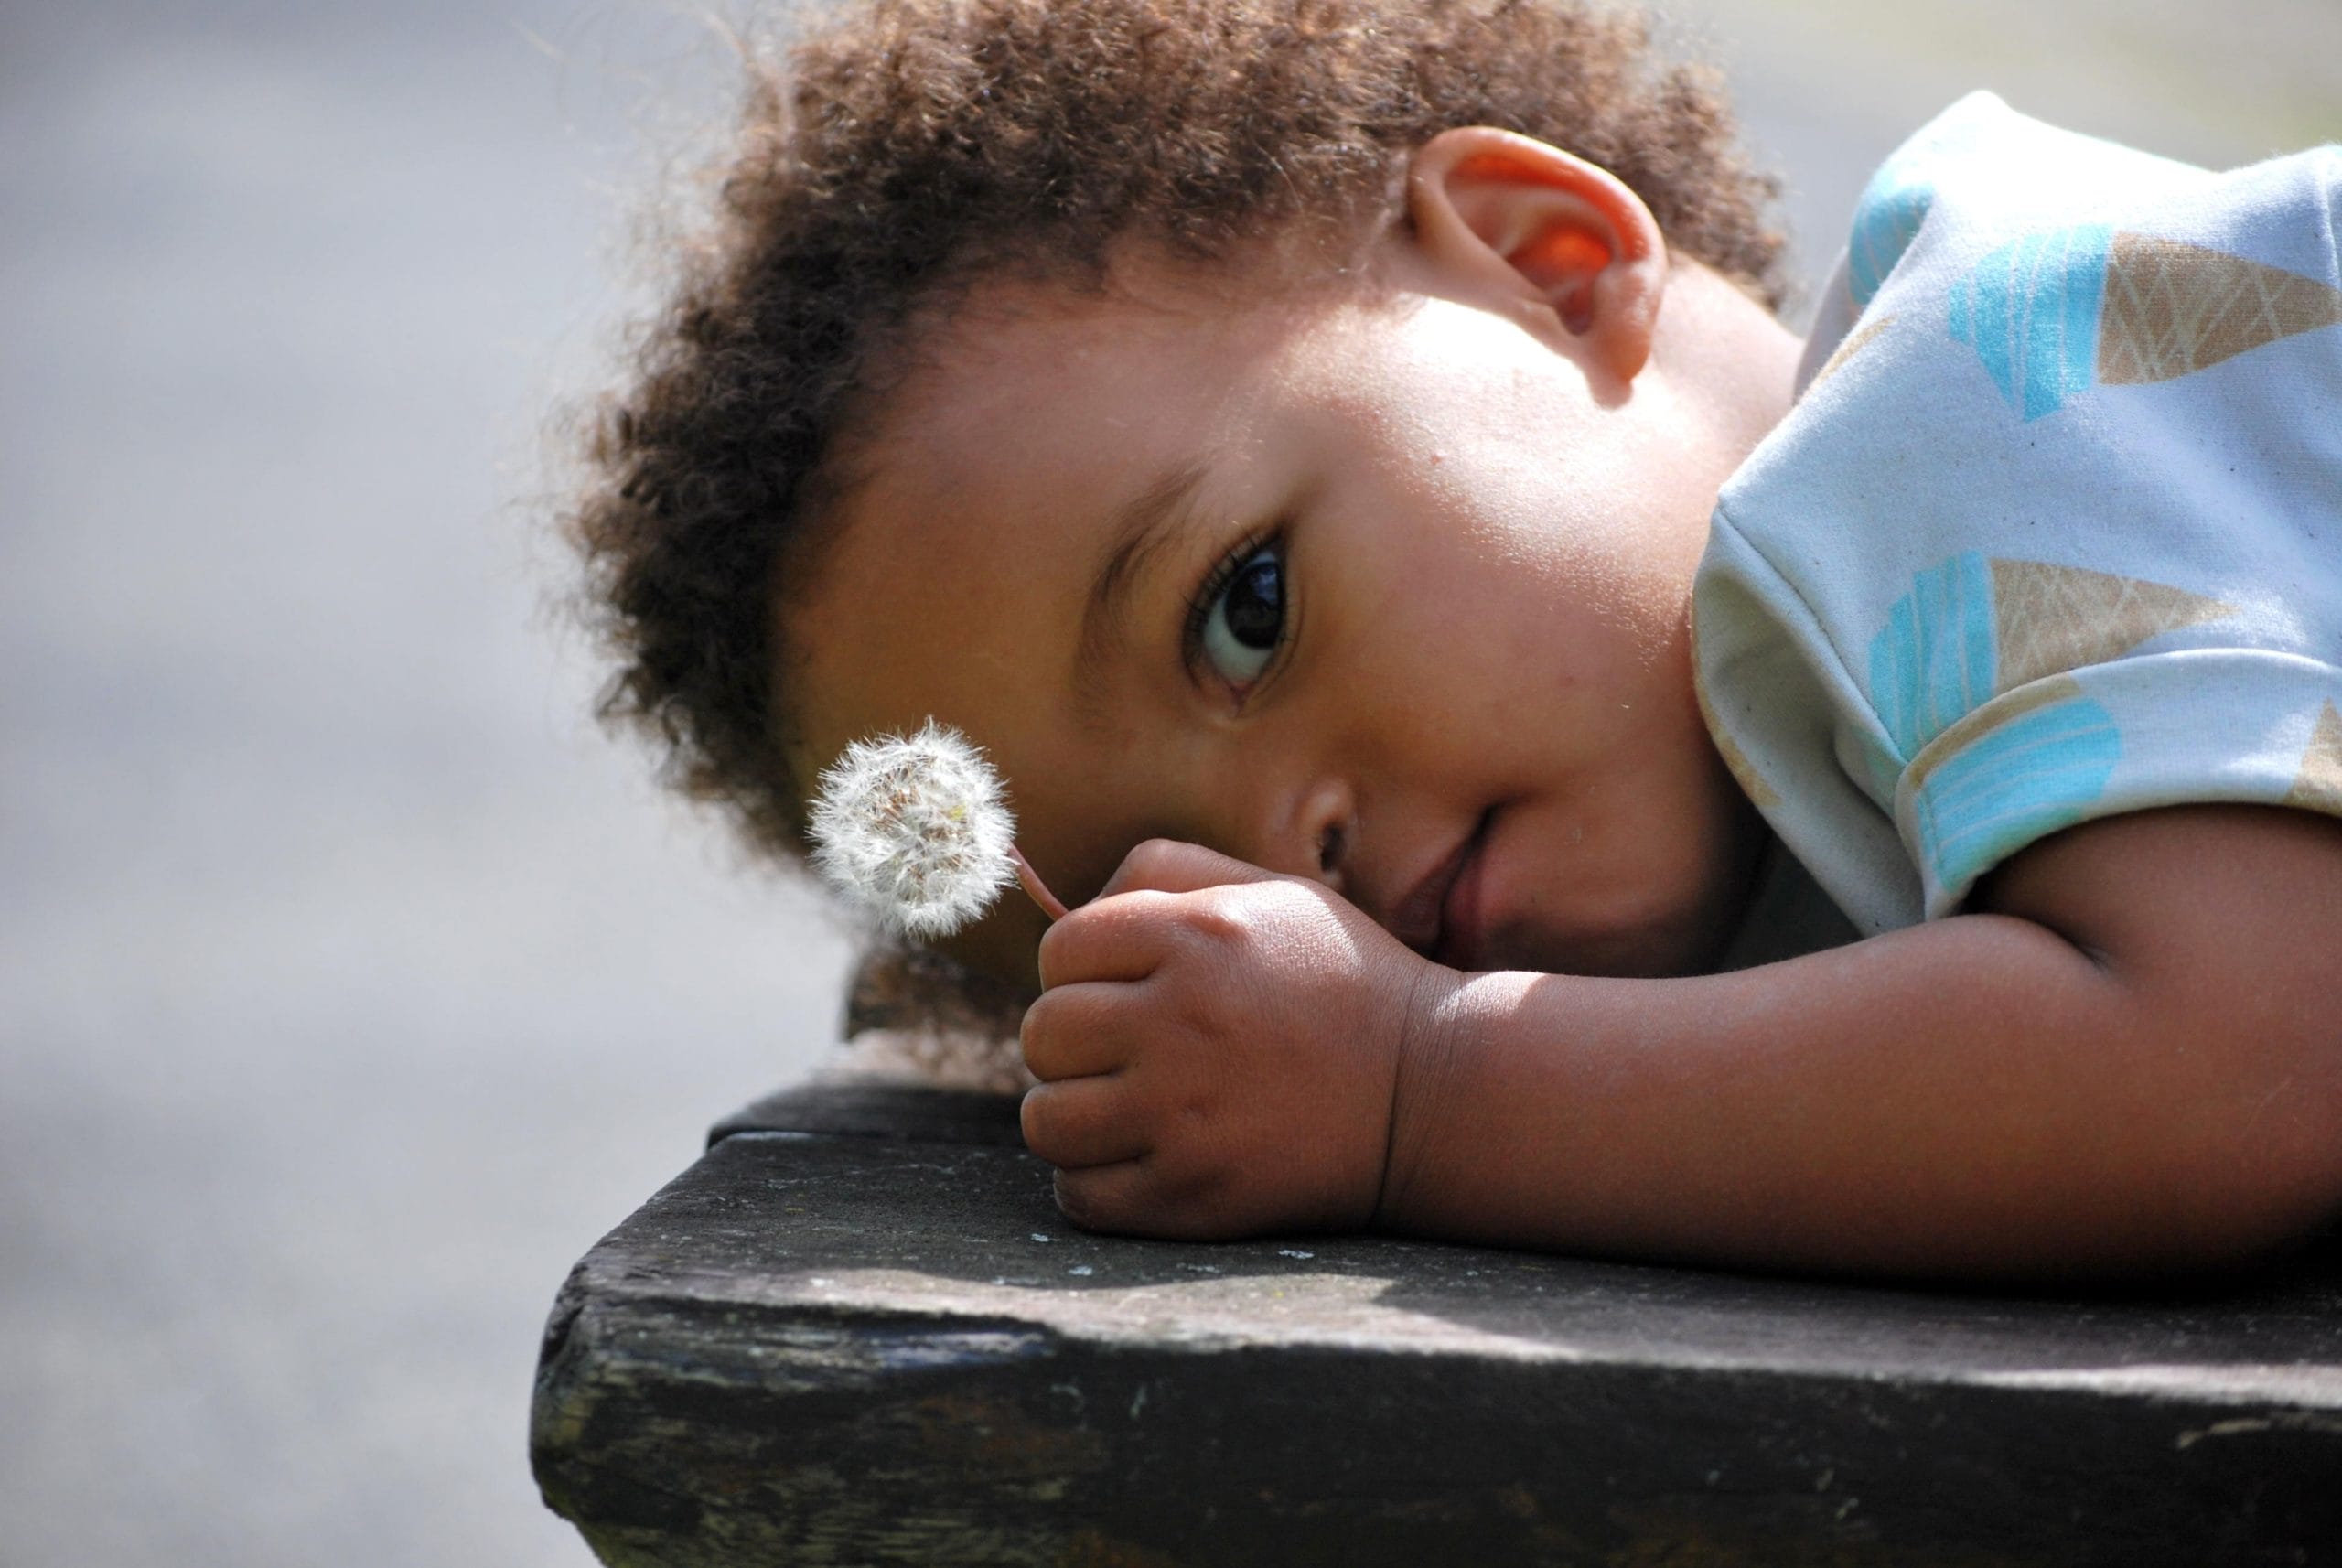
[1069, 459, 1210, 732]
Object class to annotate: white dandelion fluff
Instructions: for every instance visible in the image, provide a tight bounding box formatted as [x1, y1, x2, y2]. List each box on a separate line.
[807, 720, 1063, 939]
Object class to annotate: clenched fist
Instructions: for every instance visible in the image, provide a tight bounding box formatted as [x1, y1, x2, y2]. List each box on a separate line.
[1018, 838, 1461, 1239]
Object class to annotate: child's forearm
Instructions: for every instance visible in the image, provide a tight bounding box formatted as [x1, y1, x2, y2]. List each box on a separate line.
[1379, 909, 2342, 1283]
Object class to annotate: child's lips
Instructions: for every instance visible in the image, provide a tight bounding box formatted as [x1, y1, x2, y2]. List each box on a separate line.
[1433, 811, 1493, 971]
[1388, 809, 1493, 969]
[1389, 814, 1480, 961]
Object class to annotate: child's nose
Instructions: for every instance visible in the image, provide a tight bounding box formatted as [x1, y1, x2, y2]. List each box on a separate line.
[1261, 777, 1356, 898]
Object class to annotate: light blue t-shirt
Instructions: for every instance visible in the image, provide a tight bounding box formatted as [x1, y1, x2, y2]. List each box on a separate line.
[1694, 91, 2342, 936]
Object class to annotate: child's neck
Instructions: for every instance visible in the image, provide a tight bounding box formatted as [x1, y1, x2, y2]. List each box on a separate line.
[1648, 260, 1805, 456]
[1712, 826, 1861, 972]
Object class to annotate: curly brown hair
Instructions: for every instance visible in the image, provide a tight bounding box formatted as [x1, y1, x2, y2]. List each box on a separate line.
[559, 0, 1785, 875]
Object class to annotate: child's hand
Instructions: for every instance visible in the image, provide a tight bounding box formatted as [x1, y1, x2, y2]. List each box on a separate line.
[1017, 839, 1457, 1240]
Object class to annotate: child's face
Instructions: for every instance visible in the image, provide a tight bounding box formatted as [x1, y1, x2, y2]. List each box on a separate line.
[789, 237, 1795, 983]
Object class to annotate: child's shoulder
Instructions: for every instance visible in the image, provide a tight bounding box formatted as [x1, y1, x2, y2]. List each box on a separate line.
[1780, 92, 2339, 415]
[1698, 98, 2342, 933]
[1843, 91, 2337, 321]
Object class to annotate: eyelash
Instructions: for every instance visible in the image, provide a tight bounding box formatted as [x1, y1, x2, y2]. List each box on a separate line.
[1180, 528, 1287, 698]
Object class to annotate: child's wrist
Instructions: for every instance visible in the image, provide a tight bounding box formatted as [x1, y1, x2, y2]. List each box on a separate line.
[1374, 967, 1537, 1232]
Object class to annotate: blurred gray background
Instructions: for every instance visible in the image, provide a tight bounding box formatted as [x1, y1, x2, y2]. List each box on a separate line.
[3, 1, 2334, 1563]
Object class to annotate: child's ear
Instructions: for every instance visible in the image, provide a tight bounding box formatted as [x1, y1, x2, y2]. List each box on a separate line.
[1405, 126, 1669, 383]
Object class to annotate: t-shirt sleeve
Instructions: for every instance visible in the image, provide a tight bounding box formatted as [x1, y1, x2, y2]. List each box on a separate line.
[1694, 95, 2342, 929]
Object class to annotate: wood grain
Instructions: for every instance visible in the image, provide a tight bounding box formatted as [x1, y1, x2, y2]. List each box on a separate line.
[533, 1083, 2342, 1566]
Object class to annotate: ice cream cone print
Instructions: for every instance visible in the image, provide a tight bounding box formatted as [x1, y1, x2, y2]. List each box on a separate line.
[1989, 559, 2237, 693]
[1908, 674, 2121, 897]
[1850, 166, 1936, 307]
[2100, 234, 2342, 386]
[1949, 225, 2112, 420]
[1951, 226, 2342, 418]
[1806, 315, 1896, 394]
[2284, 701, 2342, 813]
[1868, 553, 2236, 760]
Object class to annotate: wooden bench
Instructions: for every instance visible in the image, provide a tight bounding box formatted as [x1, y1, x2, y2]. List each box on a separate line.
[532, 1075, 2342, 1565]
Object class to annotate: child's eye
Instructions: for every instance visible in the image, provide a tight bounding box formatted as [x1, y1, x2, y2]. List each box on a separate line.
[1184, 537, 1286, 694]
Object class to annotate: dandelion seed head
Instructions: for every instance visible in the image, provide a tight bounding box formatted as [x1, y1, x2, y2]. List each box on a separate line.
[806, 719, 1016, 940]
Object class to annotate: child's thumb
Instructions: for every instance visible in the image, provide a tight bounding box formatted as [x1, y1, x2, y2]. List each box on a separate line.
[1096, 837, 1282, 899]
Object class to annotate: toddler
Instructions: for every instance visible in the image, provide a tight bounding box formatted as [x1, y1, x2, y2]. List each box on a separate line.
[563, 0, 2342, 1283]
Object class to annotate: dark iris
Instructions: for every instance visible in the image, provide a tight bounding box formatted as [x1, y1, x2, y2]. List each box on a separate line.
[1226, 553, 1283, 648]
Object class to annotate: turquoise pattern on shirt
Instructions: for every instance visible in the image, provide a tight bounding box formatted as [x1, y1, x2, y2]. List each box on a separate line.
[1869, 552, 1997, 757]
[1948, 224, 2112, 419]
[1850, 166, 1937, 307]
[1912, 697, 2122, 893]
[1866, 552, 2123, 892]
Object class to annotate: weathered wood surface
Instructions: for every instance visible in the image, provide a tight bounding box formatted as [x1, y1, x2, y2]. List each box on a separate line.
[533, 1083, 2342, 1566]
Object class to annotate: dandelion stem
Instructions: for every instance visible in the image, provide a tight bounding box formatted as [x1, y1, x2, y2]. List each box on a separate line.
[1007, 843, 1070, 922]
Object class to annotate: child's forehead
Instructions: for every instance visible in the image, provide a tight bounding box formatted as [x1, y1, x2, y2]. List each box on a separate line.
[847, 295, 1242, 532]
[863, 243, 1391, 459]
[846, 306, 1249, 601]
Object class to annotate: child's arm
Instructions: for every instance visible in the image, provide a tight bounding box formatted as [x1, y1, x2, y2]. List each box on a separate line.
[1018, 804, 2342, 1283]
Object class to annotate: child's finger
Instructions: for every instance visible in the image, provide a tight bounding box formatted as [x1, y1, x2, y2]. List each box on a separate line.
[1019, 1077, 1150, 1169]
[1018, 980, 1139, 1079]
[1050, 1160, 1171, 1237]
[1095, 837, 1284, 900]
[1036, 890, 1181, 988]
